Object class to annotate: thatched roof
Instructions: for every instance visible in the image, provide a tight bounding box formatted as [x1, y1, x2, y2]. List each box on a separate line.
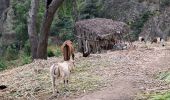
[75, 18, 130, 39]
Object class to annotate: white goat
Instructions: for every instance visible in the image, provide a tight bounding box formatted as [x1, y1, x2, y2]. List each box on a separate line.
[50, 60, 75, 93]
[139, 36, 146, 43]
[151, 37, 165, 46]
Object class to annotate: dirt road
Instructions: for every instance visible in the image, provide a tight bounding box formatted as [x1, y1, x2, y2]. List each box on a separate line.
[71, 43, 170, 100]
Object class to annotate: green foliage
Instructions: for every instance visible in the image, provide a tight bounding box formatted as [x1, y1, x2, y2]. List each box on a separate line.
[79, 0, 102, 19]
[0, 60, 7, 71]
[47, 45, 62, 57]
[157, 71, 170, 83]
[0, 40, 32, 70]
[12, 0, 45, 46]
[47, 46, 62, 57]
[54, 47, 62, 57]
[51, 0, 103, 41]
[51, 0, 75, 41]
[51, 16, 74, 41]
[12, 0, 31, 45]
[19, 54, 32, 65]
[4, 45, 19, 61]
[128, 11, 154, 40]
[47, 49, 55, 57]
[149, 92, 170, 100]
[0, 32, 2, 37]
[160, 0, 170, 7]
[146, 71, 170, 100]
[23, 40, 31, 56]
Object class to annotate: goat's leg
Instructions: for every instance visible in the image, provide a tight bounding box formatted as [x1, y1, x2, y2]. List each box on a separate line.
[52, 77, 56, 93]
[66, 80, 69, 85]
[72, 53, 75, 60]
[66, 79, 70, 92]
[64, 80, 66, 90]
[63, 79, 69, 92]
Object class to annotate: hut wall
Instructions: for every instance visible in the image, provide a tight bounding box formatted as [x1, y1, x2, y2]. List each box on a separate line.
[75, 18, 130, 54]
[77, 29, 102, 54]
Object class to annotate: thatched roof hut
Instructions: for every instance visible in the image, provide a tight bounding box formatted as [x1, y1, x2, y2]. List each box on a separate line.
[75, 18, 130, 56]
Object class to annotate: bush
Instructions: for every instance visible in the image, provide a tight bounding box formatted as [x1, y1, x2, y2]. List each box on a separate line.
[160, 0, 170, 7]
[47, 49, 55, 57]
[157, 71, 170, 83]
[54, 48, 62, 57]
[0, 60, 7, 71]
[129, 11, 154, 40]
[149, 92, 170, 100]
[12, 0, 30, 45]
[20, 55, 31, 65]
[51, 16, 75, 41]
[79, 0, 102, 19]
[47, 46, 62, 57]
[4, 45, 19, 61]
[23, 40, 31, 56]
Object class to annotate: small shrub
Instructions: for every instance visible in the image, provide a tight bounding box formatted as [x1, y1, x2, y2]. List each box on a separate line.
[54, 48, 62, 57]
[48, 45, 62, 57]
[4, 46, 19, 61]
[47, 49, 55, 57]
[157, 71, 170, 83]
[160, 0, 170, 7]
[0, 60, 7, 71]
[129, 11, 154, 40]
[21, 55, 31, 65]
[149, 92, 170, 100]
[18, 51, 32, 65]
[23, 40, 31, 56]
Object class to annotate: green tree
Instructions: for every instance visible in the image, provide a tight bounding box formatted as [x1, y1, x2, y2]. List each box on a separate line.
[12, 0, 31, 46]
[28, 0, 65, 59]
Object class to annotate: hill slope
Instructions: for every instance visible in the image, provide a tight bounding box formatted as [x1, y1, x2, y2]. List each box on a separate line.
[0, 41, 170, 100]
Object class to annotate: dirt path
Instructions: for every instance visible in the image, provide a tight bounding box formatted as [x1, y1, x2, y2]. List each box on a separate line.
[70, 43, 170, 100]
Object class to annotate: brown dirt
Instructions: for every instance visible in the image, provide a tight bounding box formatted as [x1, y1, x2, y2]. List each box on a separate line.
[0, 41, 170, 100]
[70, 42, 170, 100]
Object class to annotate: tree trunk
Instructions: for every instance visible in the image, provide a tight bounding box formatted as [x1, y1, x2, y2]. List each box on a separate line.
[28, 0, 39, 59]
[36, 0, 64, 59]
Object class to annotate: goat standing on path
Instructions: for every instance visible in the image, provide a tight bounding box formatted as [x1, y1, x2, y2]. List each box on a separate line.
[50, 60, 75, 94]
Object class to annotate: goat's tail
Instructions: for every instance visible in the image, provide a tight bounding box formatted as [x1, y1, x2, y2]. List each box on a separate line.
[50, 64, 57, 77]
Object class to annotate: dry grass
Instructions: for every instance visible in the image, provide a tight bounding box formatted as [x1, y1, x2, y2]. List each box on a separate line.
[0, 41, 170, 100]
[0, 55, 106, 99]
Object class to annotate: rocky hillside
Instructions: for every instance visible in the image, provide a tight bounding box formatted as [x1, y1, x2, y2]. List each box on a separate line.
[100, 0, 170, 40]
[140, 7, 170, 40]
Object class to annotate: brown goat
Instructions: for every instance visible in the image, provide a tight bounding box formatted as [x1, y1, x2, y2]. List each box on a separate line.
[61, 40, 75, 61]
